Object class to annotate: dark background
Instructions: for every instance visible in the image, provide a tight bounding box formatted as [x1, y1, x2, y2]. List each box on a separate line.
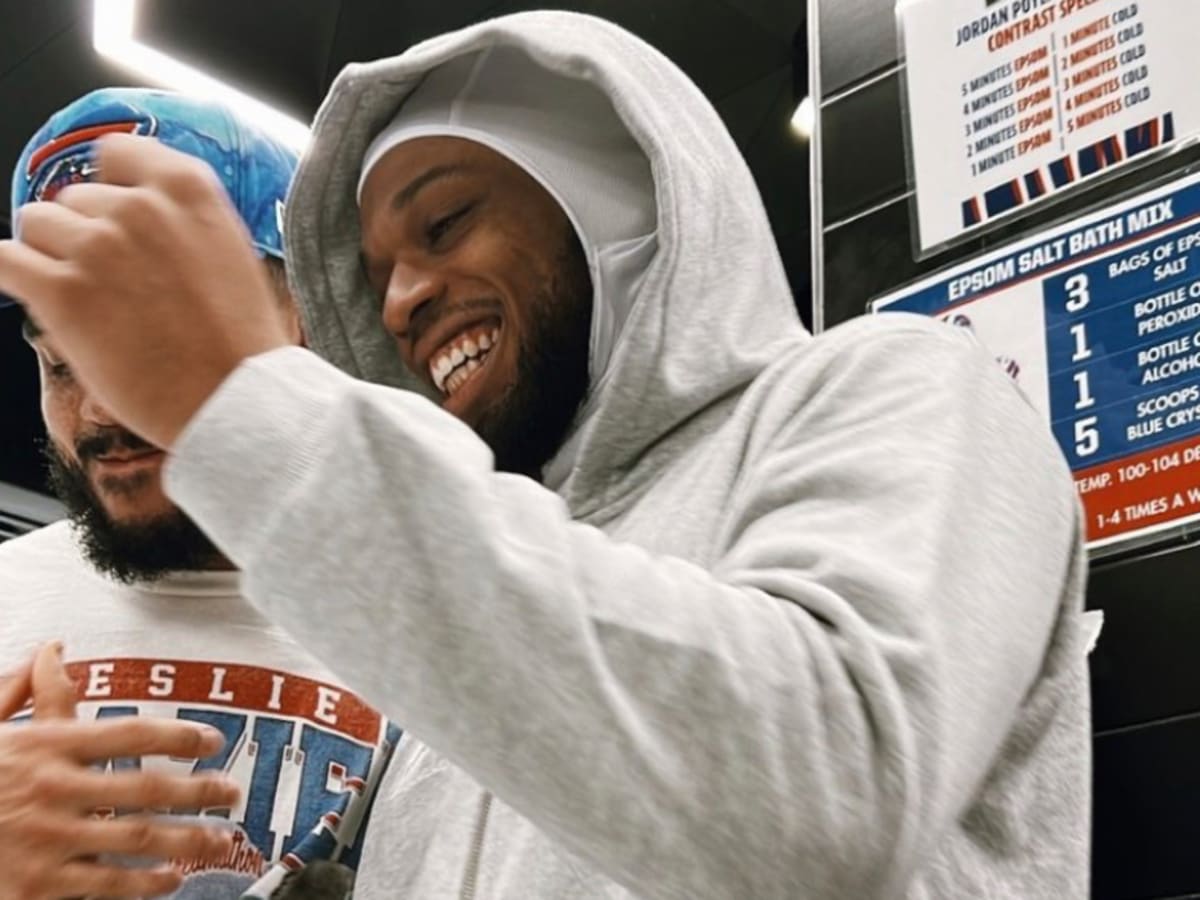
[814, 1, 1200, 898]
[0, 0, 810, 500]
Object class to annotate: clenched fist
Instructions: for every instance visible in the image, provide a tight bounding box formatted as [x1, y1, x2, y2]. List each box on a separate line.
[0, 133, 291, 449]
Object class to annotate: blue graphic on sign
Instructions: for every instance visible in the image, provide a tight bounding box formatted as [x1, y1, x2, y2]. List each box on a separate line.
[1041, 206, 1200, 468]
[877, 177, 1200, 473]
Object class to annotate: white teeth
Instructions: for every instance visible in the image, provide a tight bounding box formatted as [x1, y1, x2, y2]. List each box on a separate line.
[442, 351, 487, 397]
[427, 325, 502, 396]
[430, 354, 453, 392]
[430, 355, 453, 393]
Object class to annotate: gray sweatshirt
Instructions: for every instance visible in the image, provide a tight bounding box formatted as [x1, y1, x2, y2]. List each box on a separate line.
[164, 11, 1091, 899]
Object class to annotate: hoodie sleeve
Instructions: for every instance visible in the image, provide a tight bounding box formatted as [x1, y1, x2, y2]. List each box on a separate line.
[165, 331, 1083, 900]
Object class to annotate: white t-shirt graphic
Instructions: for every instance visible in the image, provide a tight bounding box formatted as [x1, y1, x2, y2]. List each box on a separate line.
[0, 521, 401, 899]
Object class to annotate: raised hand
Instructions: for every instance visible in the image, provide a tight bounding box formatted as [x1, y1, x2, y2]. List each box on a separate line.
[0, 133, 290, 450]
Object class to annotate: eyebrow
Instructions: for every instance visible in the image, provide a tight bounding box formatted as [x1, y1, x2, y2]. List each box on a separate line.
[390, 164, 472, 213]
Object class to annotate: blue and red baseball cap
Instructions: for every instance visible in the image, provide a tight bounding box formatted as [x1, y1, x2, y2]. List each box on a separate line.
[10, 87, 298, 263]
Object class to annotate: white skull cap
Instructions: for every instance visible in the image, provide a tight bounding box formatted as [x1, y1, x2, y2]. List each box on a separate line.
[358, 45, 659, 408]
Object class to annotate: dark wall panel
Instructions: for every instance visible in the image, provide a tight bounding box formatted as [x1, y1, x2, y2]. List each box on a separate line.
[816, 0, 896, 96]
[1090, 541, 1200, 732]
[820, 71, 905, 225]
[1093, 714, 1200, 900]
[0, 303, 45, 495]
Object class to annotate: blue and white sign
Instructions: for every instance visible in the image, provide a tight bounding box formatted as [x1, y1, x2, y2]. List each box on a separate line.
[873, 170, 1200, 551]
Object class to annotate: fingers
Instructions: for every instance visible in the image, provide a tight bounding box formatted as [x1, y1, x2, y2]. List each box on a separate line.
[0, 655, 34, 721]
[52, 857, 183, 899]
[53, 180, 137, 218]
[0, 238, 66, 315]
[42, 766, 240, 813]
[93, 132, 179, 186]
[54, 182, 176, 249]
[89, 135, 249, 244]
[68, 812, 234, 862]
[31, 642, 76, 720]
[13, 199, 97, 261]
[94, 132, 219, 198]
[11, 716, 229, 763]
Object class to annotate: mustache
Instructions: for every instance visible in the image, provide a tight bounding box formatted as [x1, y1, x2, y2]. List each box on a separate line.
[75, 426, 158, 463]
[408, 296, 503, 349]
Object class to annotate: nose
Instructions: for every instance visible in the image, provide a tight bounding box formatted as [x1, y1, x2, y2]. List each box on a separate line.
[79, 391, 118, 427]
[381, 258, 445, 342]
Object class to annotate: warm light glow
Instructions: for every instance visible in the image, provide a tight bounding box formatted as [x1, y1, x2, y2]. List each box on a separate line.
[92, 0, 310, 150]
[791, 96, 815, 140]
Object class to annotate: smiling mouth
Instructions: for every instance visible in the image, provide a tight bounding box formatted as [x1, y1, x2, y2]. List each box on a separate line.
[91, 449, 164, 467]
[428, 322, 501, 398]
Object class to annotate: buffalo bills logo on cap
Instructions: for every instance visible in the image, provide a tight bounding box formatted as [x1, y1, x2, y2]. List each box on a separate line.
[13, 88, 296, 262]
[27, 116, 157, 202]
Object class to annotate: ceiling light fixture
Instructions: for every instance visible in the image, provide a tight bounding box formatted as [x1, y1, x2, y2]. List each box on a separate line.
[92, 0, 310, 150]
[791, 96, 815, 140]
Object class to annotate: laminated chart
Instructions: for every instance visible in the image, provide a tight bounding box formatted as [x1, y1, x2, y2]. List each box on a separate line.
[873, 171, 1200, 551]
[899, 0, 1200, 253]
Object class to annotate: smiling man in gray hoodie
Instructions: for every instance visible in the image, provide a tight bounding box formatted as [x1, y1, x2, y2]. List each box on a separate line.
[0, 11, 1090, 900]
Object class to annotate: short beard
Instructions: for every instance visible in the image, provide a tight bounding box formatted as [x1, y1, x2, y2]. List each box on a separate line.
[475, 228, 594, 478]
[43, 439, 225, 584]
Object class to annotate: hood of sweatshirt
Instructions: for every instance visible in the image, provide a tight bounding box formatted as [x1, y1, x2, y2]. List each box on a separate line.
[284, 10, 807, 515]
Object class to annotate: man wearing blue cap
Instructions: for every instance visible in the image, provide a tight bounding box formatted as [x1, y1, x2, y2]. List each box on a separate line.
[0, 89, 396, 900]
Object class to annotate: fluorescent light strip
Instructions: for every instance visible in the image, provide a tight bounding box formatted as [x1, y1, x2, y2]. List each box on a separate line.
[92, 0, 310, 150]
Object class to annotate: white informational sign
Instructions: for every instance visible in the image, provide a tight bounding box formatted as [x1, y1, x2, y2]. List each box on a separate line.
[872, 170, 1200, 553]
[899, 0, 1200, 254]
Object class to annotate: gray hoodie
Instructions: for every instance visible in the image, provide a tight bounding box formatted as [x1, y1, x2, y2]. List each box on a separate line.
[165, 11, 1091, 899]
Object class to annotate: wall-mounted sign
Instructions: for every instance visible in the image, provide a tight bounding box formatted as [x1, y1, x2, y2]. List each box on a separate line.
[898, 0, 1200, 255]
[872, 170, 1200, 553]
